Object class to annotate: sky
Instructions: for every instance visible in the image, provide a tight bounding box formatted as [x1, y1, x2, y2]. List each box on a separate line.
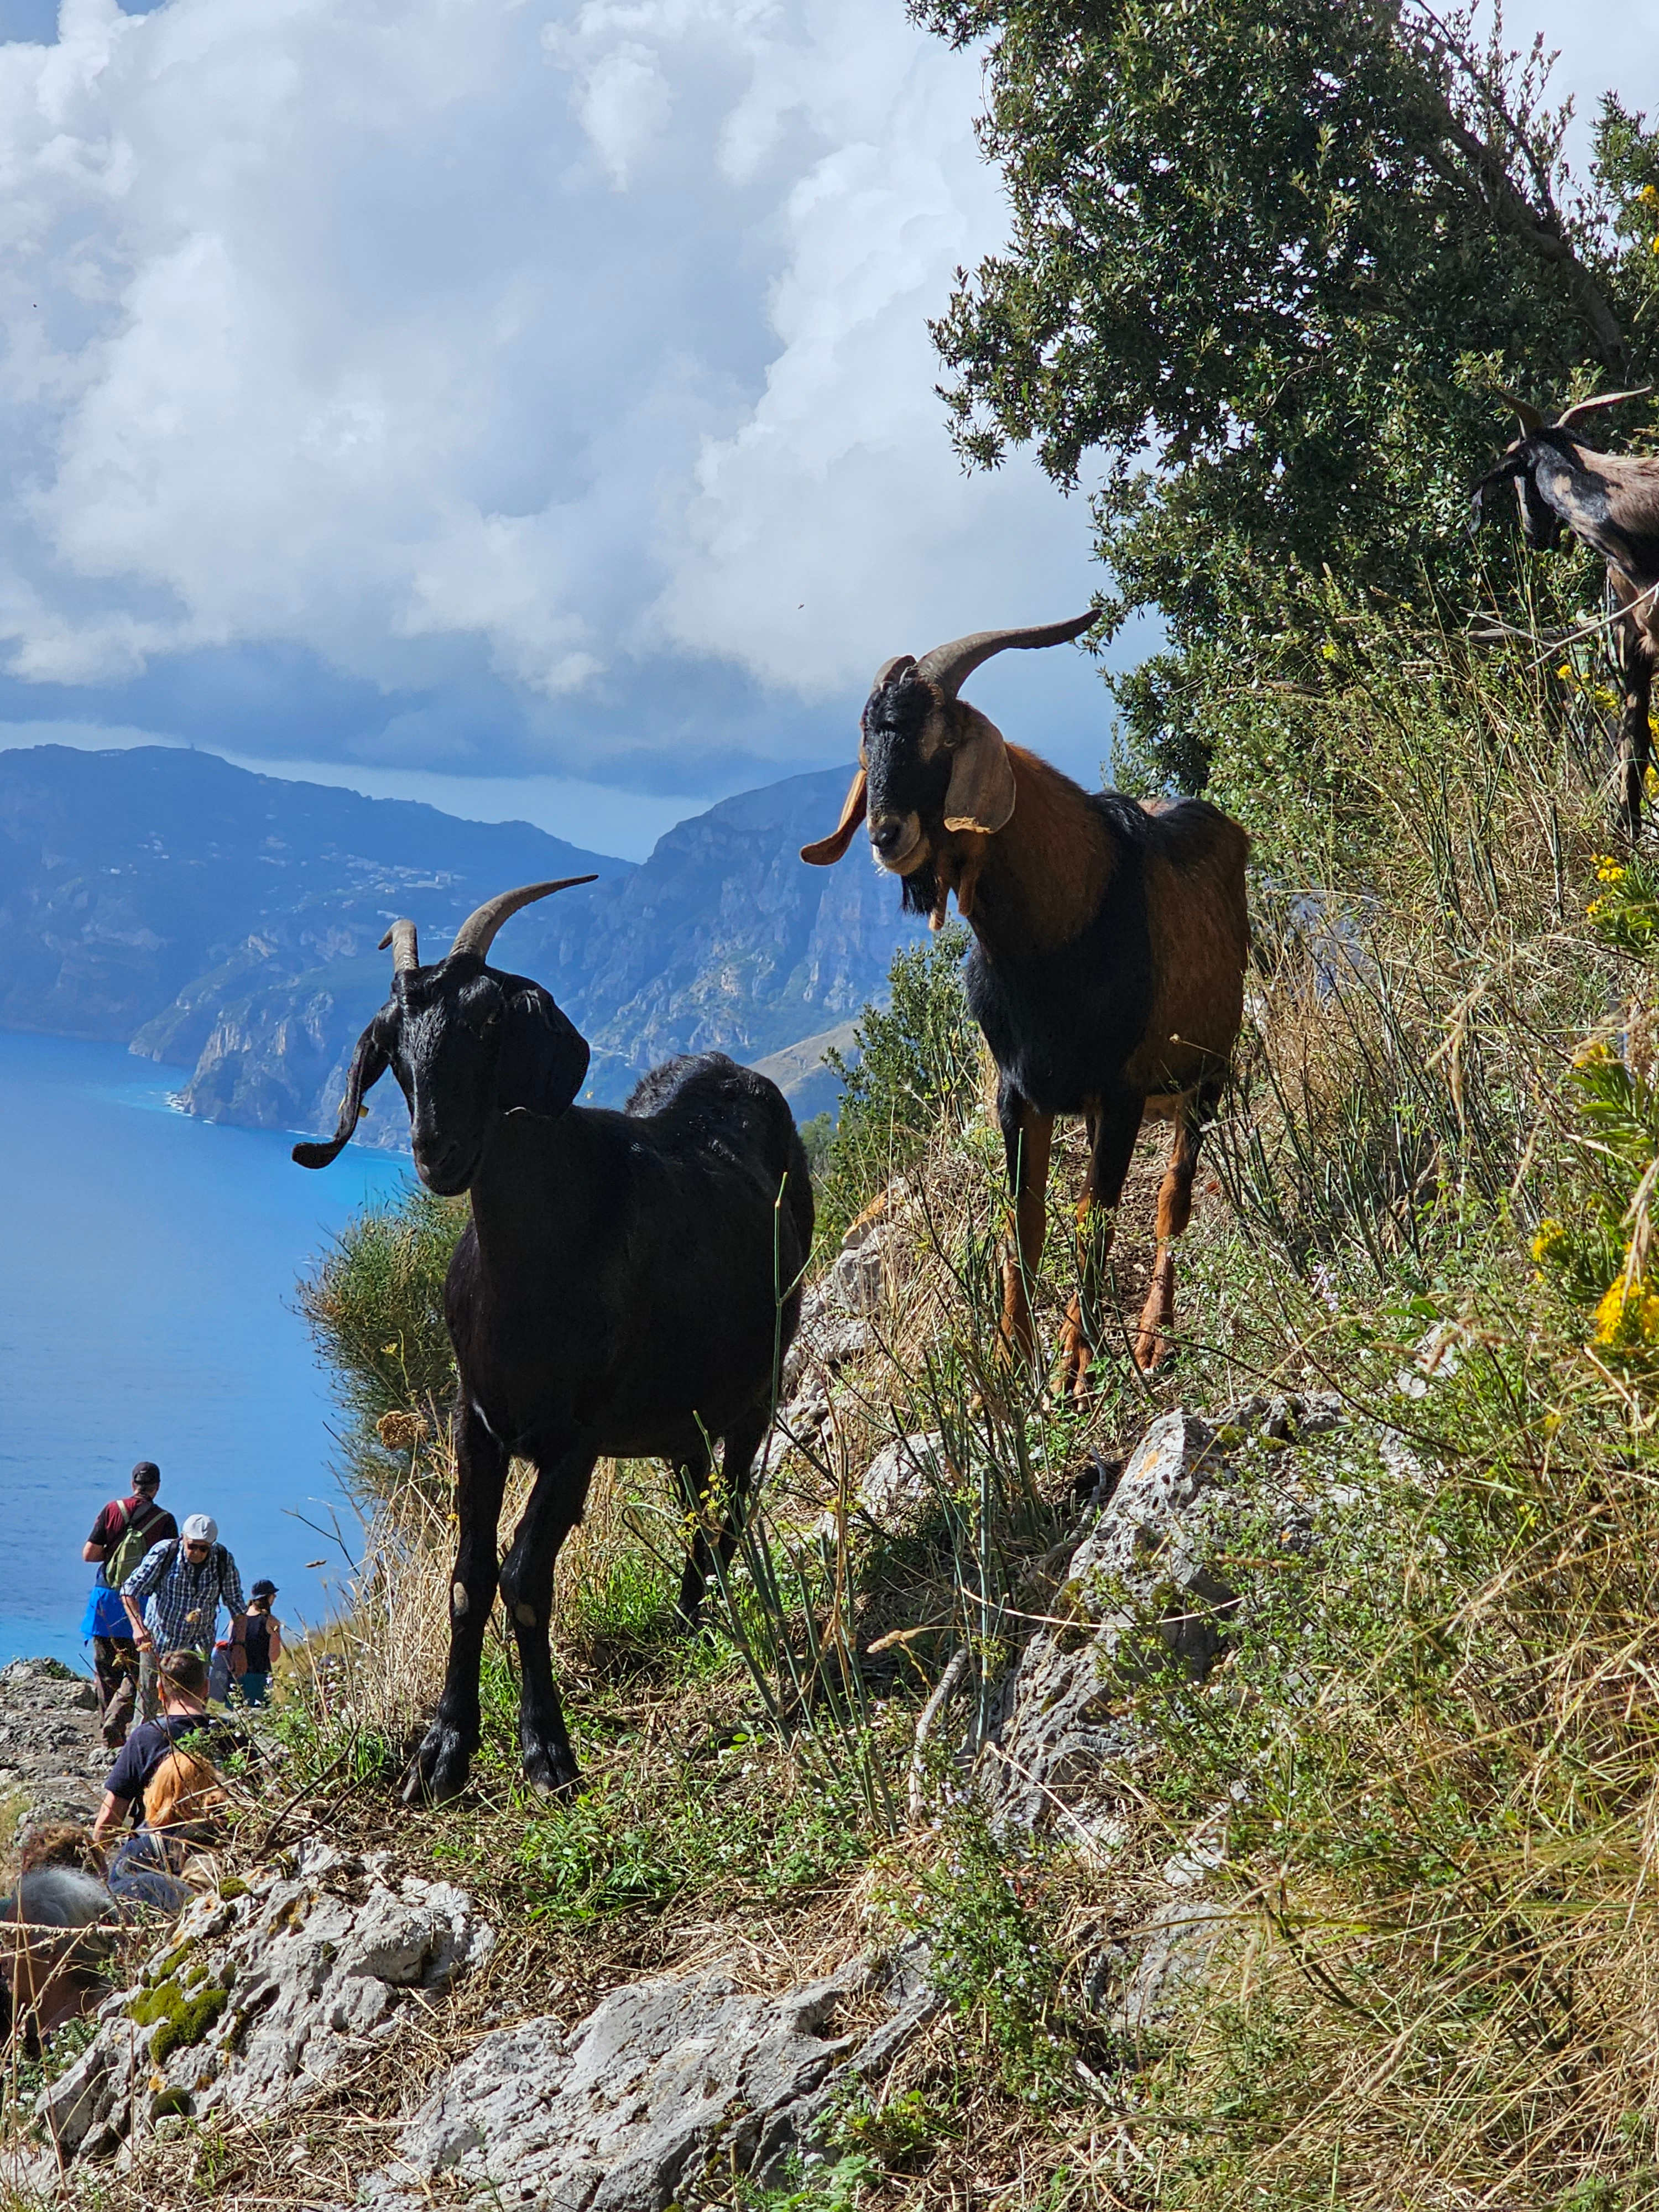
[0, 1, 1648, 859]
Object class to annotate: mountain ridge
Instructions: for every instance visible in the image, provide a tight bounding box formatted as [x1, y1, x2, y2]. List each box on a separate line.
[0, 745, 915, 1145]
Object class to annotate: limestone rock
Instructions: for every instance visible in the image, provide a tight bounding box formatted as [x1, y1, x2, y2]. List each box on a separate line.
[0, 1658, 107, 1840]
[985, 1397, 1346, 1841]
[1110, 1899, 1230, 2036]
[853, 1431, 949, 1537]
[362, 1953, 935, 2211]
[28, 1843, 492, 2177]
[827, 1212, 900, 1317]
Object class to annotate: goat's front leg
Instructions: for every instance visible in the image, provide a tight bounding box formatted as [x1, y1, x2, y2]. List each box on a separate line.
[1057, 1091, 1144, 1398]
[997, 1083, 1053, 1370]
[498, 1442, 597, 1797]
[1133, 1081, 1220, 1372]
[402, 1402, 508, 1806]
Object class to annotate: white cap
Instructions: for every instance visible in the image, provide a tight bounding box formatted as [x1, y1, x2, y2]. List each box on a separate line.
[181, 1514, 218, 1545]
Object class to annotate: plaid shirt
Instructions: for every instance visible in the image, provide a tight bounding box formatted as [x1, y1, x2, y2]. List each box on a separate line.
[121, 1539, 246, 1651]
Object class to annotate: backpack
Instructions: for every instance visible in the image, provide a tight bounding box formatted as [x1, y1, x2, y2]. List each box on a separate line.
[142, 1743, 227, 1836]
[101, 1501, 169, 1594]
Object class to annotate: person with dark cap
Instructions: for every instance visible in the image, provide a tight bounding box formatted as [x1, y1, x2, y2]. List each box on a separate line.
[229, 1581, 281, 1707]
[80, 1463, 177, 1749]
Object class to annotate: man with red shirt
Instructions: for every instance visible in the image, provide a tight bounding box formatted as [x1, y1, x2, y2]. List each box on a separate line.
[81, 1463, 178, 1748]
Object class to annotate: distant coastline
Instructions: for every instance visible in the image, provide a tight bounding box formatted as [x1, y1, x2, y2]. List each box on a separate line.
[0, 1029, 401, 1673]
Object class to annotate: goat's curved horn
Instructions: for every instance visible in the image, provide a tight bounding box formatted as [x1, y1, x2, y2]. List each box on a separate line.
[293, 1022, 389, 1171]
[448, 875, 598, 961]
[1556, 384, 1655, 429]
[912, 613, 1095, 701]
[1495, 388, 1545, 434]
[379, 919, 420, 973]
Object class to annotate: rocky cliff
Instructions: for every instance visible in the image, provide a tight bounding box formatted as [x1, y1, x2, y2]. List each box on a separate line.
[504, 768, 918, 1103]
[0, 747, 918, 1145]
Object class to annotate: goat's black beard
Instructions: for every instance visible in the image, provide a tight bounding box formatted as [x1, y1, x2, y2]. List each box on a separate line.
[900, 862, 938, 917]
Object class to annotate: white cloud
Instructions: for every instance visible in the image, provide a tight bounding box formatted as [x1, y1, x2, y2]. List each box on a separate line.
[0, 0, 1100, 781]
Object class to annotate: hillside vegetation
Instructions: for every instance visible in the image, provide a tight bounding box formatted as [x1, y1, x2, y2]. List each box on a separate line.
[216, 574, 1659, 2211]
[19, 12, 1659, 2208]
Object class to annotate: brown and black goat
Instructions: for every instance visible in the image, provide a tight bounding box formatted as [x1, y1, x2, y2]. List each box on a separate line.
[1472, 385, 1659, 833]
[802, 616, 1249, 1384]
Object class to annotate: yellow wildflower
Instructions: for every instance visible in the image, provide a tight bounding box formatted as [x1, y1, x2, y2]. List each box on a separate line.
[1530, 1218, 1567, 1266]
[1557, 662, 1574, 681]
[1594, 1274, 1659, 1349]
[1594, 855, 1627, 883]
[1573, 1038, 1614, 1067]
[1644, 185, 1659, 206]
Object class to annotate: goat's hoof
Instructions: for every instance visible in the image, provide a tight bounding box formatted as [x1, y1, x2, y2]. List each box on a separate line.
[1133, 1332, 1170, 1374]
[400, 1725, 473, 1806]
[1056, 1329, 1093, 1401]
[522, 1746, 581, 1798]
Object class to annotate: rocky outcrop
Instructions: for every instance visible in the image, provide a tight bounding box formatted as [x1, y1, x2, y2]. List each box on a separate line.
[362, 1950, 935, 2211]
[0, 1659, 106, 1841]
[984, 1395, 1344, 1847]
[20, 1828, 933, 2212]
[27, 1841, 491, 2178]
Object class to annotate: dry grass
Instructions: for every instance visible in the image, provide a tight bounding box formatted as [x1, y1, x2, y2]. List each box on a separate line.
[29, 630, 1659, 2208]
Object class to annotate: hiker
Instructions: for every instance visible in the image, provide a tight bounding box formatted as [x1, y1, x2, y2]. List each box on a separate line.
[214, 1579, 281, 1708]
[80, 1461, 177, 1747]
[0, 1827, 119, 2052]
[90, 1648, 229, 1844]
[236, 1579, 281, 1706]
[119, 1513, 247, 1723]
[91, 1650, 232, 1914]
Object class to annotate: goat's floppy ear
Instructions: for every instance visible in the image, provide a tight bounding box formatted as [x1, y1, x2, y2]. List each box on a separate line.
[800, 769, 868, 865]
[498, 987, 589, 1119]
[943, 709, 1016, 837]
[293, 1020, 390, 1169]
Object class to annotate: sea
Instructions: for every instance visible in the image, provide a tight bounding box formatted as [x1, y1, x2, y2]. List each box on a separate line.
[0, 1029, 406, 1671]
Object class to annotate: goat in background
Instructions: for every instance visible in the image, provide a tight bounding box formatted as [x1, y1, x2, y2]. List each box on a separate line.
[294, 881, 812, 1803]
[802, 616, 1249, 1386]
[1472, 385, 1659, 833]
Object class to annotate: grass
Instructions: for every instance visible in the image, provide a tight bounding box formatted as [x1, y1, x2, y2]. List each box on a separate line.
[48, 594, 1659, 2208]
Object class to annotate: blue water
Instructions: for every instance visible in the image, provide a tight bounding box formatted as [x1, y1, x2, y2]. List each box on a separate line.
[0, 1031, 406, 1669]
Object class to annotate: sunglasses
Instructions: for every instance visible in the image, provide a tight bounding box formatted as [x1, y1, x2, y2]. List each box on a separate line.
[183, 1540, 211, 1554]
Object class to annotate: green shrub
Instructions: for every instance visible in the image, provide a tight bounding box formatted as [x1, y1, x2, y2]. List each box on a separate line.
[296, 1180, 467, 1499]
[814, 926, 980, 1248]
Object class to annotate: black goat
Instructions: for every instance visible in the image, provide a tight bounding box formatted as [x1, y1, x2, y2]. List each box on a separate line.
[294, 881, 813, 1802]
[1472, 385, 1659, 833]
[802, 617, 1249, 1385]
